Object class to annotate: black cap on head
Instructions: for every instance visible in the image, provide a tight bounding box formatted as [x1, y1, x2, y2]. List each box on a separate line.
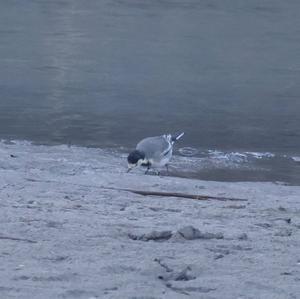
[127, 150, 145, 164]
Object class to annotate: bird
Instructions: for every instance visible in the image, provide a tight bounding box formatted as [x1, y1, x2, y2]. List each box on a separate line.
[127, 132, 184, 174]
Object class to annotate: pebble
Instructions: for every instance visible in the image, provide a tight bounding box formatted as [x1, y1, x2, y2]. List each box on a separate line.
[174, 226, 224, 240]
[238, 233, 248, 240]
[128, 230, 172, 242]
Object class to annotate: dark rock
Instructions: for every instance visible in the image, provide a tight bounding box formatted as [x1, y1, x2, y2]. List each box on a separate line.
[232, 245, 252, 251]
[274, 229, 292, 237]
[214, 254, 224, 260]
[159, 266, 195, 282]
[278, 206, 287, 211]
[225, 205, 246, 209]
[128, 230, 172, 241]
[164, 283, 216, 295]
[149, 207, 160, 212]
[281, 272, 292, 276]
[46, 221, 64, 229]
[44, 255, 69, 263]
[198, 231, 224, 240]
[13, 275, 30, 281]
[256, 223, 272, 228]
[103, 287, 118, 291]
[173, 267, 195, 281]
[175, 226, 223, 240]
[142, 230, 172, 241]
[178, 286, 216, 293]
[73, 204, 82, 209]
[238, 233, 248, 240]
[207, 247, 230, 255]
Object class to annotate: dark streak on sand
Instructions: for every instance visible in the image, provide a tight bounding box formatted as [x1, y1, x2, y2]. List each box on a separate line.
[103, 187, 248, 202]
[0, 235, 37, 244]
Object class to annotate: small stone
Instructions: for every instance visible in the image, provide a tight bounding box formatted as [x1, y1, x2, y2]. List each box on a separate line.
[274, 229, 292, 237]
[238, 233, 248, 240]
[256, 223, 272, 228]
[14, 275, 30, 280]
[214, 254, 224, 260]
[173, 267, 195, 281]
[175, 226, 223, 240]
[51, 256, 69, 262]
[232, 245, 252, 251]
[281, 272, 292, 276]
[46, 221, 63, 229]
[208, 247, 231, 255]
[225, 205, 246, 209]
[278, 206, 287, 211]
[128, 230, 172, 242]
[199, 231, 224, 240]
[141, 230, 172, 241]
[26, 205, 38, 209]
[176, 226, 200, 240]
[159, 266, 195, 282]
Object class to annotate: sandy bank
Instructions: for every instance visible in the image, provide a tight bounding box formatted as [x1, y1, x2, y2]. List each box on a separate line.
[0, 141, 299, 298]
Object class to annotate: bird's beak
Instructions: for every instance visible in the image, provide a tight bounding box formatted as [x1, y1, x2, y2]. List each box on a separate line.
[127, 164, 135, 173]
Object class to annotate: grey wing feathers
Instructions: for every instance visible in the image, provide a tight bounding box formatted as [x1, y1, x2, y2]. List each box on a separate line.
[136, 136, 171, 159]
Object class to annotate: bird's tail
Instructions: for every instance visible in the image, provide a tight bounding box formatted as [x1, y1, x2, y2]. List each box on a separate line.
[171, 132, 185, 142]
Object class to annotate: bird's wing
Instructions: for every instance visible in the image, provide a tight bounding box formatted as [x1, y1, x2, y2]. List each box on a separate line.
[137, 136, 171, 160]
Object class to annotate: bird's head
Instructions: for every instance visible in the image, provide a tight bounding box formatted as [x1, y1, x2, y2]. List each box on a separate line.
[127, 150, 146, 172]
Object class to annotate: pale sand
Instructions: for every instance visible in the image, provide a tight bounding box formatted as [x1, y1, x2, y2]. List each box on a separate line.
[0, 141, 299, 298]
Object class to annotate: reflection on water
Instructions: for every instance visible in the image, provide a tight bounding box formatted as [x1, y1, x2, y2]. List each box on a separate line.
[0, 0, 299, 182]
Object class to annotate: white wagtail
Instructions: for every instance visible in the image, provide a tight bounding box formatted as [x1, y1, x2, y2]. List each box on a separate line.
[127, 132, 184, 174]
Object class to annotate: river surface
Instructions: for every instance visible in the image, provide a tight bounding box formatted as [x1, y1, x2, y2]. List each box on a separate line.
[0, 0, 299, 183]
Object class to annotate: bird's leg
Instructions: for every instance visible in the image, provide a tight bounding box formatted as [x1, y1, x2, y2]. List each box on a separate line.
[165, 164, 169, 174]
[145, 166, 150, 175]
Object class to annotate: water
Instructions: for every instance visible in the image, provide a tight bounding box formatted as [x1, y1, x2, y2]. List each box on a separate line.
[0, 0, 299, 183]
